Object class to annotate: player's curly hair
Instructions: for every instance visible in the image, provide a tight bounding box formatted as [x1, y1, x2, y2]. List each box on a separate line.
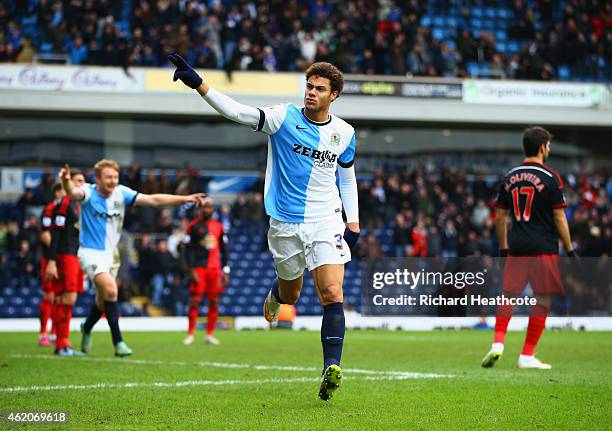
[94, 159, 120, 177]
[305, 62, 344, 95]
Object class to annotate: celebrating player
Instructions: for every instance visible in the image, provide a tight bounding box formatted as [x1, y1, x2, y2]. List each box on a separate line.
[169, 53, 360, 400]
[60, 160, 205, 357]
[182, 198, 229, 346]
[482, 126, 577, 370]
[38, 184, 64, 347]
[46, 170, 86, 356]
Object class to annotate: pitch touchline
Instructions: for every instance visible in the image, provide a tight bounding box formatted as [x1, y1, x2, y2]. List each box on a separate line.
[9, 354, 453, 379]
[0, 374, 450, 393]
[0, 377, 316, 393]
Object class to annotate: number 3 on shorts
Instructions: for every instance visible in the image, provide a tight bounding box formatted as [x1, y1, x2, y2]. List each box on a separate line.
[334, 233, 343, 249]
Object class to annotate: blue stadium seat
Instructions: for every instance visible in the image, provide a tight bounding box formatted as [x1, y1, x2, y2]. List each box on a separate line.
[508, 41, 520, 52]
[467, 62, 479, 77]
[497, 8, 511, 19]
[23, 306, 36, 317]
[432, 16, 445, 27]
[39, 42, 53, 53]
[28, 296, 40, 306]
[9, 297, 24, 306]
[558, 65, 570, 81]
[496, 31, 507, 41]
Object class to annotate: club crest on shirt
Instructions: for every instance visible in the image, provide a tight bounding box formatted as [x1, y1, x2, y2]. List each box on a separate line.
[200, 234, 218, 250]
[330, 133, 340, 146]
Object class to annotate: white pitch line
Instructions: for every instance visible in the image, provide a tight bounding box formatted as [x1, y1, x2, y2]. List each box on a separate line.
[9, 354, 453, 379]
[0, 373, 448, 394]
[0, 377, 317, 393]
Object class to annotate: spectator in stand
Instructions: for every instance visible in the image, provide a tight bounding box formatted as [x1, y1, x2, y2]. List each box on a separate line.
[393, 213, 412, 257]
[231, 192, 250, 221]
[137, 234, 156, 297]
[15, 239, 36, 285]
[151, 239, 178, 307]
[411, 219, 428, 257]
[1, 0, 608, 82]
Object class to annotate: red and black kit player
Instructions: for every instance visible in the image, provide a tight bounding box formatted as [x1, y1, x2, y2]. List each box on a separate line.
[182, 199, 230, 346]
[482, 126, 577, 370]
[38, 184, 65, 347]
[46, 171, 86, 356]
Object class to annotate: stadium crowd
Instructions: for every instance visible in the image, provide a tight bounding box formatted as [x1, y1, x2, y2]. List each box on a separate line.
[1, 164, 611, 308]
[0, 0, 610, 81]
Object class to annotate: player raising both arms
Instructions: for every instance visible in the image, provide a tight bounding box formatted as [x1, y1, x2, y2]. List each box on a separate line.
[169, 53, 360, 400]
[38, 184, 64, 347]
[60, 160, 205, 357]
[182, 198, 229, 346]
[46, 170, 86, 356]
[482, 126, 577, 370]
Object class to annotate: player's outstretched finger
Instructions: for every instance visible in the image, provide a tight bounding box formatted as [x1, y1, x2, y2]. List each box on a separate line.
[168, 52, 188, 69]
[167, 53, 179, 67]
[60, 163, 71, 179]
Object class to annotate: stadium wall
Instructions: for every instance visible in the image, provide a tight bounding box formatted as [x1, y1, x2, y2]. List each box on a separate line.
[0, 65, 610, 127]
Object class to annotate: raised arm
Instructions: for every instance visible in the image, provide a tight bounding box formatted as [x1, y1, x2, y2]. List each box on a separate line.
[135, 193, 206, 208]
[168, 52, 261, 128]
[59, 164, 85, 201]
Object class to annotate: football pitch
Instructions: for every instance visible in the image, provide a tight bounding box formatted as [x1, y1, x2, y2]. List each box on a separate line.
[1, 330, 611, 430]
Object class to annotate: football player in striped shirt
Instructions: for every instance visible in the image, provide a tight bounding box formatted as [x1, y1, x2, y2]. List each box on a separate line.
[169, 53, 360, 400]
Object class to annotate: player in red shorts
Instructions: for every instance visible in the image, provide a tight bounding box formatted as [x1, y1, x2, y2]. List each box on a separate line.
[46, 170, 86, 356]
[38, 184, 65, 347]
[182, 199, 229, 346]
[482, 127, 577, 370]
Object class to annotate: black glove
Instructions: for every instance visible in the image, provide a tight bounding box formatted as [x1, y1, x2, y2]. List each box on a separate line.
[168, 52, 203, 89]
[343, 229, 360, 250]
[499, 249, 509, 257]
[567, 249, 579, 258]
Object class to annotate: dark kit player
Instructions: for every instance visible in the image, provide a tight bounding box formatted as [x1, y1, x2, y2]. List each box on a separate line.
[46, 170, 87, 356]
[38, 184, 64, 347]
[182, 199, 229, 346]
[482, 126, 577, 370]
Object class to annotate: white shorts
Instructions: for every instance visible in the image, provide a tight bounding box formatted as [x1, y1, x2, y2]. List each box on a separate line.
[78, 247, 121, 280]
[267, 216, 351, 281]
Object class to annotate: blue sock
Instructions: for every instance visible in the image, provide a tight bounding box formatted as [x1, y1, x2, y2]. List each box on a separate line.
[271, 278, 286, 304]
[321, 302, 345, 370]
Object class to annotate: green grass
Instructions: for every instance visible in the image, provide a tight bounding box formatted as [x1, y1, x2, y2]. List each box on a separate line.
[1, 329, 611, 430]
